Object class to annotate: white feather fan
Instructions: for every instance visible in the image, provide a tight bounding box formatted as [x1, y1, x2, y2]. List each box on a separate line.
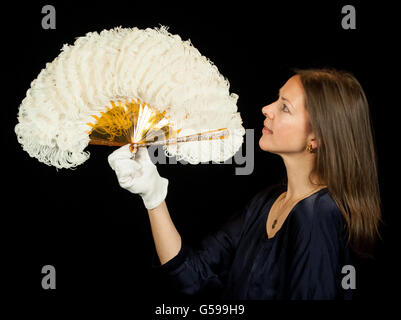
[15, 26, 245, 169]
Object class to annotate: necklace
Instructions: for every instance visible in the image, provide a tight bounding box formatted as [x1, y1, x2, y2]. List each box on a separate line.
[271, 186, 325, 229]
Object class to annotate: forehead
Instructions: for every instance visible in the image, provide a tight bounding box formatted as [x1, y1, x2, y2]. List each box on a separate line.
[280, 75, 305, 108]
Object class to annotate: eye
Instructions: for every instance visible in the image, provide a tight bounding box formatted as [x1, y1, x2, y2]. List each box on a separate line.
[282, 104, 290, 113]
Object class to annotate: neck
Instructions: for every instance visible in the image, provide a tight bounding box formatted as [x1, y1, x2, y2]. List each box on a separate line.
[281, 152, 325, 201]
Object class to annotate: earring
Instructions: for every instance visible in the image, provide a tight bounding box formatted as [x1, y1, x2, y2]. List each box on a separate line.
[306, 143, 315, 153]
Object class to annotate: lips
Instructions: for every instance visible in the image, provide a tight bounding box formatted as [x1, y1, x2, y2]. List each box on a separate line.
[263, 123, 273, 134]
[262, 126, 273, 134]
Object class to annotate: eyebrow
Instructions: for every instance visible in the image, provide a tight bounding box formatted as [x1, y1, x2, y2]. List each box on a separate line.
[278, 89, 295, 109]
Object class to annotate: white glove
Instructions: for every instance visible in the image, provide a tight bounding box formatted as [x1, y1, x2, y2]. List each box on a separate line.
[108, 144, 169, 210]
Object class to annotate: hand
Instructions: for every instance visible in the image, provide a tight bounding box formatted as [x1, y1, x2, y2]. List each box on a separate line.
[108, 144, 169, 210]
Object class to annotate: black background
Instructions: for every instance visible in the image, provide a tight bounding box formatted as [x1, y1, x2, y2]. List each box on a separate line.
[2, 0, 400, 317]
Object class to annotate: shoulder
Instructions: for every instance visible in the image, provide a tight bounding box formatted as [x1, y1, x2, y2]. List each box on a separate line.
[289, 189, 346, 240]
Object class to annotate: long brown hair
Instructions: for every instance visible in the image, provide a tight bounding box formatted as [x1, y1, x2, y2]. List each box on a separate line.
[293, 67, 382, 258]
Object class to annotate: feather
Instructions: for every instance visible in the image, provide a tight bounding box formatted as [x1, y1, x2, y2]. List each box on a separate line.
[15, 26, 245, 168]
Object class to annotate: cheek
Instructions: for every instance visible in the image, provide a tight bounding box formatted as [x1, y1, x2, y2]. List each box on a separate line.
[276, 118, 299, 137]
[274, 117, 309, 145]
[259, 113, 310, 152]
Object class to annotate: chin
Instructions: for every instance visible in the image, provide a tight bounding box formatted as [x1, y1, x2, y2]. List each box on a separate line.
[258, 138, 271, 152]
[259, 139, 283, 155]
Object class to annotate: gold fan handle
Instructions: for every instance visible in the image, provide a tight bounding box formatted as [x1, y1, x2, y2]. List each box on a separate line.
[129, 144, 138, 160]
[128, 128, 229, 159]
[90, 128, 229, 160]
[88, 138, 126, 147]
[131, 128, 228, 147]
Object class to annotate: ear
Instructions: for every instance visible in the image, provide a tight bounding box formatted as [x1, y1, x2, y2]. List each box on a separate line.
[310, 137, 318, 149]
[306, 130, 319, 150]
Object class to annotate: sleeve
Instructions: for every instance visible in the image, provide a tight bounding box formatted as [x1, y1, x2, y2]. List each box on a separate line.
[150, 193, 260, 296]
[285, 195, 345, 300]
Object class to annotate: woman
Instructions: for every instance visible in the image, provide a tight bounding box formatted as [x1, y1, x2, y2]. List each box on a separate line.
[108, 68, 381, 299]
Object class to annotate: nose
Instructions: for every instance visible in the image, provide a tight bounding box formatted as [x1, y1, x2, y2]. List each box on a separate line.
[262, 104, 274, 120]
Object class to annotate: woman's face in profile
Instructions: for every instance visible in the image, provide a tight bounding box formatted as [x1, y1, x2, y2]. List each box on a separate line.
[259, 75, 314, 155]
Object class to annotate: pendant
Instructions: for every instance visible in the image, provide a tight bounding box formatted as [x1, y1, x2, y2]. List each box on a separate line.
[272, 219, 278, 229]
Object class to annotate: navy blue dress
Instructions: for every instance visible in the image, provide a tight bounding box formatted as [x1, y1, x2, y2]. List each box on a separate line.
[152, 184, 353, 300]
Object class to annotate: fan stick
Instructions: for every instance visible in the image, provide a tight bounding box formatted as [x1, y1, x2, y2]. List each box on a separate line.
[134, 128, 228, 147]
[89, 128, 229, 151]
[88, 138, 126, 147]
[129, 128, 229, 155]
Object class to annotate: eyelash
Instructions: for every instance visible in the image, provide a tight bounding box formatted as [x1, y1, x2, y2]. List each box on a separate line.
[277, 94, 290, 113]
[281, 104, 289, 113]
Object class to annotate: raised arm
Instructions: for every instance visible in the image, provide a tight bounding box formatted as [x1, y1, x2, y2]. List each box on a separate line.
[108, 145, 180, 264]
[148, 200, 181, 265]
[108, 145, 249, 295]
